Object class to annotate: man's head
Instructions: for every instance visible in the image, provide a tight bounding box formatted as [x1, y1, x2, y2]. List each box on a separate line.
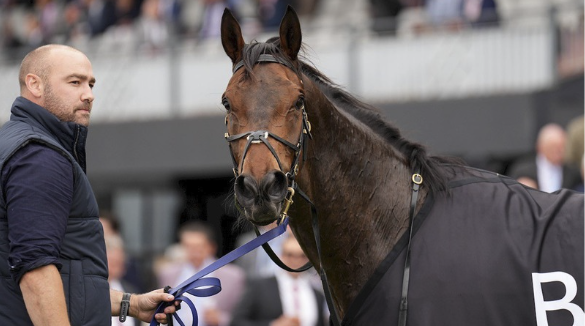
[19, 44, 95, 126]
[536, 123, 567, 166]
[281, 235, 309, 278]
[104, 234, 126, 281]
[178, 221, 218, 269]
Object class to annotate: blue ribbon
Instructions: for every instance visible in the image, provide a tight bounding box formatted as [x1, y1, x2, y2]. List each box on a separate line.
[149, 218, 290, 326]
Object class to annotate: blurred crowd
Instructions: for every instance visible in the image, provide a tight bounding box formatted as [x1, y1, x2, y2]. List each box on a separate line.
[0, 0, 503, 61]
[0, 0, 323, 61]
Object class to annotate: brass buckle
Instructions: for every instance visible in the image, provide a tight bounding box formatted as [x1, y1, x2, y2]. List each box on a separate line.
[279, 187, 295, 224]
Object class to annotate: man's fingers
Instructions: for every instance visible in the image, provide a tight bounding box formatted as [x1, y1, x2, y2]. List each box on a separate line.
[155, 312, 168, 323]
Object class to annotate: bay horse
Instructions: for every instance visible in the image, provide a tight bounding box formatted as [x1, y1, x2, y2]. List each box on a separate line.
[220, 7, 584, 326]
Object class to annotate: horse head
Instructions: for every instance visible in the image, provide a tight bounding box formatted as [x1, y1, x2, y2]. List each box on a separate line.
[221, 7, 307, 226]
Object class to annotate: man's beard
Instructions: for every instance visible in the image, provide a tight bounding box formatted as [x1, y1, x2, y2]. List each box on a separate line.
[44, 83, 90, 126]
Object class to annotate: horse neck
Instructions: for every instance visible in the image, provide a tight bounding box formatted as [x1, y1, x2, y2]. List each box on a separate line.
[292, 80, 421, 316]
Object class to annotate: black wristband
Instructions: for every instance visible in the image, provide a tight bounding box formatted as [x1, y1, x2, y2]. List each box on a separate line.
[119, 293, 131, 323]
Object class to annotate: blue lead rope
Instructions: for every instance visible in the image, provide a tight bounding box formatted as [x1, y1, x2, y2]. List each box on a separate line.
[149, 218, 290, 326]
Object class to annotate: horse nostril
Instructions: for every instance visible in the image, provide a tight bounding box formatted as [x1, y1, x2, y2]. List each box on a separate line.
[235, 174, 259, 207]
[261, 170, 288, 203]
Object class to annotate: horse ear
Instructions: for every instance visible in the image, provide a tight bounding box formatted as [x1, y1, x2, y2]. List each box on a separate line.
[279, 6, 302, 61]
[221, 8, 245, 64]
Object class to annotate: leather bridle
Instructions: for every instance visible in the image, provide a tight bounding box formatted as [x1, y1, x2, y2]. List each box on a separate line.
[225, 54, 311, 183]
[224, 54, 313, 273]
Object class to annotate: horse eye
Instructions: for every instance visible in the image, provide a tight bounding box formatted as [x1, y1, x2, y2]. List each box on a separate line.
[295, 97, 305, 110]
[222, 98, 231, 111]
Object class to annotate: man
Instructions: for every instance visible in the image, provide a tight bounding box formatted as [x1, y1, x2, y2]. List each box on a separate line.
[230, 234, 328, 326]
[0, 44, 176, 325]
[508, 123, 581, 192]
[157, 221, 245, 326]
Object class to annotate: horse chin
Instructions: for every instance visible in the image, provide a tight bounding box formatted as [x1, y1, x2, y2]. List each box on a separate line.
[249, 218, 277, 227]
[242, 202, 282, 226]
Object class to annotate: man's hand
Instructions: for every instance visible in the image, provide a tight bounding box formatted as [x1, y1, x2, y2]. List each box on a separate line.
[129, 289, 180, 323]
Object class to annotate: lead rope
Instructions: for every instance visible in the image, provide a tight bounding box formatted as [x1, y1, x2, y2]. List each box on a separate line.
[398, 171, 423, 326]
[150, 218, 292, 326]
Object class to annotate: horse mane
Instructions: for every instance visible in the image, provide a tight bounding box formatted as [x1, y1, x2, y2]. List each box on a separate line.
[238, 37, 460, 194]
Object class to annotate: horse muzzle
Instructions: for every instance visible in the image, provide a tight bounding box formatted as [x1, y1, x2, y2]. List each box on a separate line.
[234, 170, 289, 225]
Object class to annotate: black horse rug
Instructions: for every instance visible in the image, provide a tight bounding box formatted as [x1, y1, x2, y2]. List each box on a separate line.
[342, 165, 584, 326]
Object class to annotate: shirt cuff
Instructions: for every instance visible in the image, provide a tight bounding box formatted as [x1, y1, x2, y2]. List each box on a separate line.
[11, 257, 63, 284]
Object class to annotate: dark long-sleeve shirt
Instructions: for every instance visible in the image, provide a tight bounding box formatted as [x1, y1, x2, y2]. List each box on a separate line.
[1, 142, 73, 283]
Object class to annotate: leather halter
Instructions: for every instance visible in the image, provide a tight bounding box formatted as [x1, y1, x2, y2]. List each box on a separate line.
[224, 54, 313, 273]
[225, 54, 312, 190]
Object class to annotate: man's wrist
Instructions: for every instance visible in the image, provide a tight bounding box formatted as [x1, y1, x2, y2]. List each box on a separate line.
[119, 293, 131, 322]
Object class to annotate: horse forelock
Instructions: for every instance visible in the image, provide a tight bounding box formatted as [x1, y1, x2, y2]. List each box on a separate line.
[238, 38, 301, 80]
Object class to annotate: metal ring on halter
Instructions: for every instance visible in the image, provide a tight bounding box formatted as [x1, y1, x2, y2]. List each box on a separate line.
[412, 173, 423, 185]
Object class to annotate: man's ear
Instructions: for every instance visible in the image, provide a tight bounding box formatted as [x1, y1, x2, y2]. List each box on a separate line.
[24, 74, 43, 98]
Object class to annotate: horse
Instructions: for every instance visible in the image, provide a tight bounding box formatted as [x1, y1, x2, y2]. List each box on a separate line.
[219, 7, 584, 326]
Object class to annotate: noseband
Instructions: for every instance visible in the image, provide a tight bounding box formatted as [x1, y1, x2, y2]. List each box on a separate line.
[224, 116, 311, 183]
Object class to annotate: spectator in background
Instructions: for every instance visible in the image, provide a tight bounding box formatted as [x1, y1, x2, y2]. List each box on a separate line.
[1, 14, 26, 60]
[258, 0, 291, 30]
[292, 0, 320, 18]
[115, 0, 143, 25]
[234, 221, 285, 279]
[60, 1, 88, 44]
[199, 0, 230, 39]
[100, 212, 122, 237]
[35, 0, 62, 44]
[425, 0, 463, 30]
[105, 234, 141, 326]
[564, 115, 584, 171]
[369, 0, 403, 35]
[84, 0, 118, 37]
[136, 0, 169, 52]
[23, 11, 44, 48]
[230, 234, 327, 326]
[100, 213, 147, 293]
[157, 221, 245, 326]
[462, 0, 499, 27]
[508, 123, 581, 192]
[574, 154, 584, 193]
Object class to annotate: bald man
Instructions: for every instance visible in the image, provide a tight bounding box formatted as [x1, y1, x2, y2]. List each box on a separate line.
[508, 123, 581, 192]
[0, 45, 177, 326]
